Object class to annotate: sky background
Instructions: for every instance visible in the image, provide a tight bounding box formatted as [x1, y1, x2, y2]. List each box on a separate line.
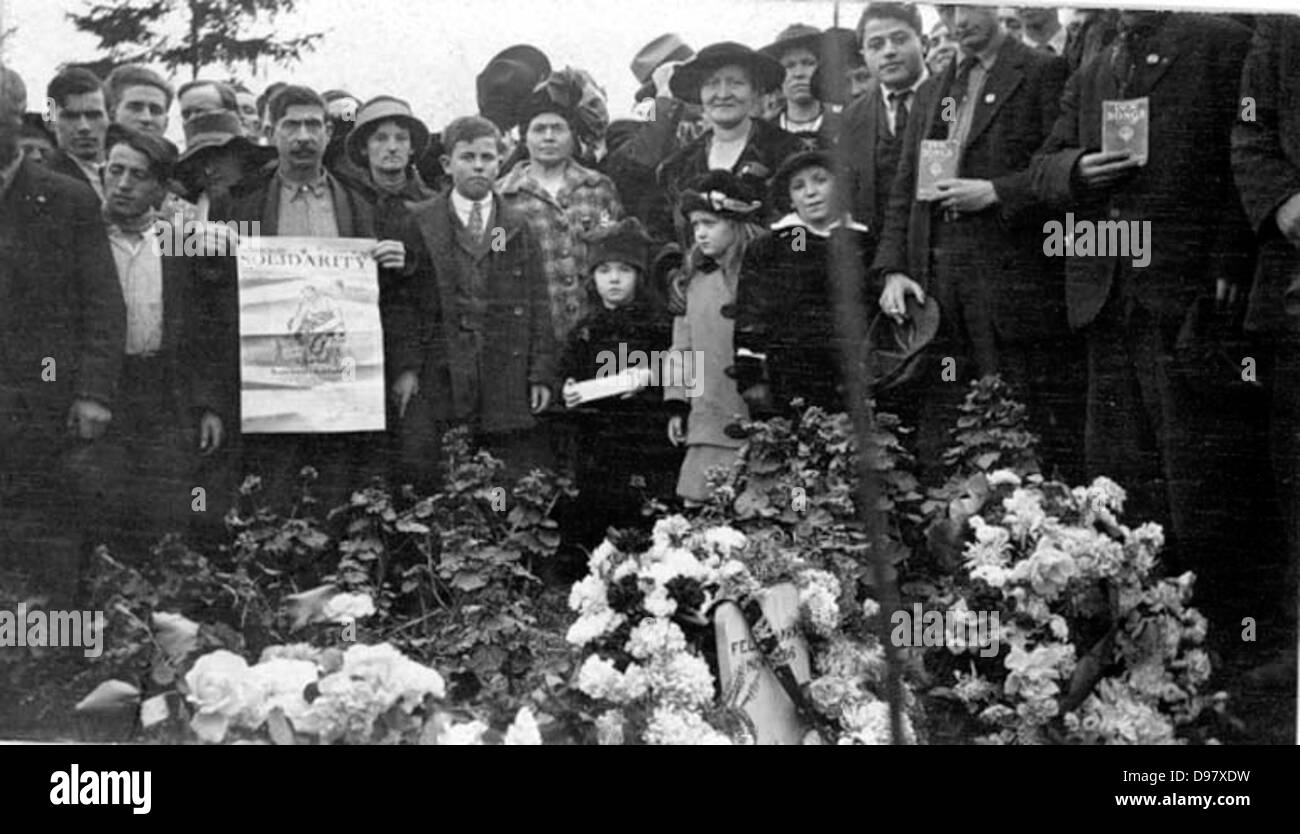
[1, 0, 1292, 141]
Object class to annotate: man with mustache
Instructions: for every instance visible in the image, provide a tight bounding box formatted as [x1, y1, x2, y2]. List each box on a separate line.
[44, 66, 110, 200]
[0, 65, 125, 603]
[198, 85, 412, 511]
[654, 41, 800, 245]
[401, 115, 556, 489]
[871, 3, 1077, 481]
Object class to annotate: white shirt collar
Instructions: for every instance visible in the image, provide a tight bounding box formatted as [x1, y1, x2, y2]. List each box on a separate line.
[450, 189, 492, 226]
[880, 66, 929, 102]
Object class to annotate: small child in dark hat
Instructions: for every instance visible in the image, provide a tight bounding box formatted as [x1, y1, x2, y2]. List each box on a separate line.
[664, 171, 766, 503]
[557, 217, 680, 549]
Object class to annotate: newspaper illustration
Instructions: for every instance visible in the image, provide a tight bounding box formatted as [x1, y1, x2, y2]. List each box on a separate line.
[237, 237, 386, 433]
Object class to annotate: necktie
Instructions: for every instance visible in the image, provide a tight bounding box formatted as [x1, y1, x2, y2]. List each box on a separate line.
[466, 200, 484, 243]
[946, 55, 980, 139]
[888, 89, 913, 137]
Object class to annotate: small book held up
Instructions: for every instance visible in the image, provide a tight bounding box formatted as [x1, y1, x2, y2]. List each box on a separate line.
[915, 140, 960, 201]
[1102, 97, 1149, 166]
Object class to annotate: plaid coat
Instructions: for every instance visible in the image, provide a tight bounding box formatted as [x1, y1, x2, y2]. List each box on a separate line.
[497, 158, 623, 342]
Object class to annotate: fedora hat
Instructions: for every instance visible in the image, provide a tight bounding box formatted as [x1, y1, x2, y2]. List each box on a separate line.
[346, 96, 431, 168]
[668, 41, 785, 105]
[760, 23, 826, 61]
[477, 44, 552, 130]
[177, 109, 272, 169]
[864, 294, 941, 391]
[631, 33, 695, 102]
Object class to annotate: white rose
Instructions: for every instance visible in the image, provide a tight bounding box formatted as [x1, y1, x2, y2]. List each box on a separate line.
[322, 592, 376, 623]
[504, 707, 543, 745]
[184, 650, 257, 743]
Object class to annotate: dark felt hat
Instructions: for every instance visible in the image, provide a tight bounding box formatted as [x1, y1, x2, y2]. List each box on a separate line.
[668, 41, 785, 105]
[176, 109, 274, 175]
[631, 34, 695, 84]
[678, 170, 764, 220]
[346, 96, 431, 167]
[759, 23, 825, 60]
[477, 45, 552, 130]
[864, 294, 941, 391]
[585, 217, 654, 274]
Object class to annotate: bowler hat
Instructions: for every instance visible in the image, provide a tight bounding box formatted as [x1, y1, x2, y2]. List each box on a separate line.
[477, 45, 551, 130]
[346, 96, 431, 168]
[759, 23, 825, 61]
[669, 42, 785, 105]
[864, 294, 941, 391]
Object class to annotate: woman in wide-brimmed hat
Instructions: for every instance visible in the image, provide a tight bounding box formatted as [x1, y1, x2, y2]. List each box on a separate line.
[497, 68, 623, 344]
[653, 41, 801, 245]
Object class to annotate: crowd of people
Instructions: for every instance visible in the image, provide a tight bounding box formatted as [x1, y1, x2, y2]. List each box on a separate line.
[1, 5, 1298, 681]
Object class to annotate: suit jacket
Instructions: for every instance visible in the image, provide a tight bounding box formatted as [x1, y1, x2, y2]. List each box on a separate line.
[873, 36, 1070, 344]
[198, 167, 422, 424]
[0, 159, 124, 448]
[1233, 14, 1300, 335]
[1031, 13, 1255, 330]
[408, 192, 556, 433]
[44, 148, 99, 196]
[837, 78, 941, 233]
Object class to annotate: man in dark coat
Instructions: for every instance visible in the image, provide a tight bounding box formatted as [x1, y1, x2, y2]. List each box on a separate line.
[44, 67, 109, 200]
[0, 69, 125, 602]
[1029, 12, 1256, 594]
[1232, 13, 1300, 685]
[837, 3, 937, 235]
[200, 85, 415, 511]
[401, 115, 556, 488]
[77, 125, 221, 555]
[871, 5, 1075, 480]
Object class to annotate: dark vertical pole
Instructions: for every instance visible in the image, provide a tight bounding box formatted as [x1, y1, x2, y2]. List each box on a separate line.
[822, 18, 907, 744]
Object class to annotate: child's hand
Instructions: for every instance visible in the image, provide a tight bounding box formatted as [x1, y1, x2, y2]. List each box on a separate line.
[563, 378, 581, 408]
[530, 384, 552, 413]
[667, 415, 686, 446]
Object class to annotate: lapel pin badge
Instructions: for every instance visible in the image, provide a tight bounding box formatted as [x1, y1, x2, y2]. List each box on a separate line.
[1146, 53, 1160, 65]
[984, 93, 996, 104]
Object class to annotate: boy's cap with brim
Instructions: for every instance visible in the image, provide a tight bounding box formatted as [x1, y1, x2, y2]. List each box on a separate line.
[668, 42, 785, 104]
[864, 294, 941, 391]
[346, 96, 431, 167]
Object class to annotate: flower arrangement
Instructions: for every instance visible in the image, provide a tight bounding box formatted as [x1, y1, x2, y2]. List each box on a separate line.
[928, 471, 1222, 745]
[567, 516, 914, 745]
[180, 641, 541, 745]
